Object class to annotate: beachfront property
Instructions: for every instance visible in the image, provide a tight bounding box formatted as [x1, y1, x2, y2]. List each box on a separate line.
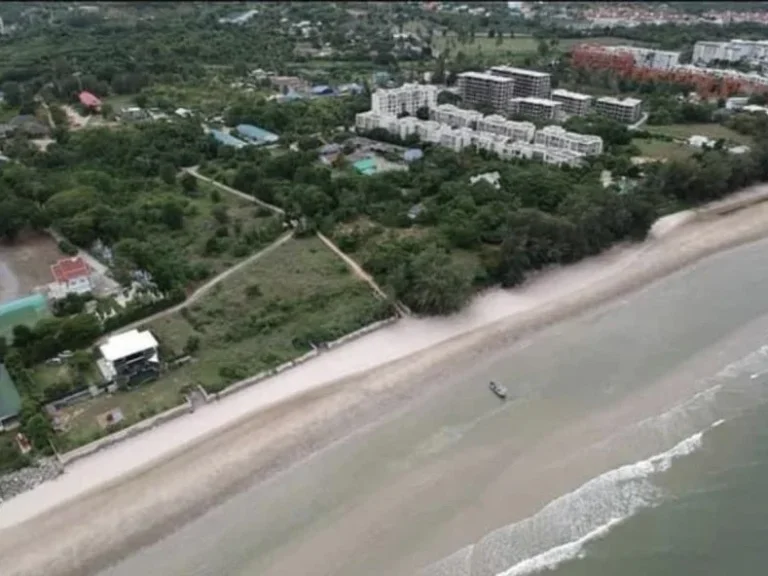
[48, 256, 93, 300]
[0, 363, 22, 431]
[233, 123, 280, 146]
[97, 329, 160, 386]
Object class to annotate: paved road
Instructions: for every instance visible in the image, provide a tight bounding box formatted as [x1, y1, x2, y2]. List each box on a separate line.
[101, 231, 295, 341]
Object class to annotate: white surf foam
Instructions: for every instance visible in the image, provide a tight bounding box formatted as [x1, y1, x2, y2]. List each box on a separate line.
[420, 430, 706, 576]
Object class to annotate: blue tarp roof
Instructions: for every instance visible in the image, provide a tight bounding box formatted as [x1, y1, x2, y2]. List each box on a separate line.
[235, 124, 279, 143]
[311, 85, 334, 95]
[210, 129, 248, 148]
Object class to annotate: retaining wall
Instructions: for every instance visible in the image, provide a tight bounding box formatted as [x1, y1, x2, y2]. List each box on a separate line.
[56, 316, 401, 466]
[59, 399, 193, 466]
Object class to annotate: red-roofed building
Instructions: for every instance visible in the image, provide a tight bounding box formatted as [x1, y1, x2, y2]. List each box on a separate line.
[50, 257, 93, 298]
[79, 91, 102, 111]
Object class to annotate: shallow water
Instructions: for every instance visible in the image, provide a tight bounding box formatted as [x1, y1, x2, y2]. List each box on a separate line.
[98, 237, 768, 576]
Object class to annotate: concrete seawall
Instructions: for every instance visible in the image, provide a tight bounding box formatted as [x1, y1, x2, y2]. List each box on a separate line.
[56, 317, 401, 466]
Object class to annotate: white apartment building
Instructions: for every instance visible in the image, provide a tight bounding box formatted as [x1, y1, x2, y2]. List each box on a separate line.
[499, 140, 583, 167]
[533, 125, 604, 156]
[488, 66, 552, 98]
[595, 96, 643, 124]
[457, 71, 515, 112]
[475, 114, 536, 142]
[429, 104, 484, 128]
[437, 126, 474, 152]
[551, 89, 593, 116]
[726, 96, 750, 111]
[370, 83, 439, 116]
[508, 97, 563, 122]
[606, 46, 681, 70]
[693, 39, 768, 65]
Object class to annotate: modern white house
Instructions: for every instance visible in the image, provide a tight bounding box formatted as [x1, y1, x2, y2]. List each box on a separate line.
[97, 329, 160, 385]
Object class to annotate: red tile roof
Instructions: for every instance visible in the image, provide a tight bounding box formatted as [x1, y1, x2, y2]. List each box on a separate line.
[79, 91, 102, 108]
[51, 257, 91, 283]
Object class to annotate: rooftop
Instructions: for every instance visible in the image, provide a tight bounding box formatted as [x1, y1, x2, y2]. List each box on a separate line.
[210, 129, 249, 148]
[235, 124, 279, 143]
[511, 97, 561, 106]
[79, 91, 102, 108]
[551, 89, 593, 101]
[99, 329, 159, 362]
[458, 71, 514, 83]
[597, 96, 642, 107]
[51, 257, 90, 284]
[489, 65, 551, 78]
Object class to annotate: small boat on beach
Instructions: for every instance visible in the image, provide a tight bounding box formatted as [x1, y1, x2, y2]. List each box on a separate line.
[489, 381, 507, 399]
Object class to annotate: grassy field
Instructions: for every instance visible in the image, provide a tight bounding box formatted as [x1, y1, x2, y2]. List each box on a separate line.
[632, 138, 695, 162]
[146, 236, 391, 393]
[645, 124, 752, 145]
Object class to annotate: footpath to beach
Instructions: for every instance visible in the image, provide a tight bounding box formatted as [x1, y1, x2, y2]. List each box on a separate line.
[4, 185, 768, 576]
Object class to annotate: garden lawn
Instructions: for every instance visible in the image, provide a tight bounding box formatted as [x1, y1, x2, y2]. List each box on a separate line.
[632, 138, 695, 161]
[146, 236, 392, 393]
[645, 123, 752, 145]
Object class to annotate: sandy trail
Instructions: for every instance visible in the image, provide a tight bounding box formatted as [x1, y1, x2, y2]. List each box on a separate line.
[4, 186, 768, 576]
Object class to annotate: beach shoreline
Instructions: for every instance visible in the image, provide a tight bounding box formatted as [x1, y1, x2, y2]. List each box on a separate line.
[4, 186, 768, 576]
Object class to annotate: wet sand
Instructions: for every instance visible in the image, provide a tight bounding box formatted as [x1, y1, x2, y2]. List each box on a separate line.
[4, 186, 768, 576]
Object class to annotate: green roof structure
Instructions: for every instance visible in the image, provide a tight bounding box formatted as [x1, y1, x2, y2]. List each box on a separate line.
[352, 157, 377, 176]
[0, 294, 48, 343]
[0, 363, 21, 425]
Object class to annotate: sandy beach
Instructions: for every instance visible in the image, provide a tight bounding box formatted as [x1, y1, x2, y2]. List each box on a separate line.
[5, 186, 768, 576]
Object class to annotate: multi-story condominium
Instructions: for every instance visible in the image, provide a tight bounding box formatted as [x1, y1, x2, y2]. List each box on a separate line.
[475, 114, 536, 142]
[693, 39, 768, 65]
[429, 104, 484, 128]
[595, 96, 642, 124]
[488, 66, 551, 98]
[457, 71, 515, 112]
[533, 126, 604, 156]
[508, 97, 563, 122]
[437, 126, 474, 152]
[499, 141, 583, 167]
[355, 110, 384, 132]
[370, 83, 439, 116]
[472, 131, 510, 156]
[550, 89, 593, 116]
[606, 46, 681, 70]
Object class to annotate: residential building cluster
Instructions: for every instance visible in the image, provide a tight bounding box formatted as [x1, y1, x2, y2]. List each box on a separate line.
[572, 43, 768, 97]
[370, 82, 439, 116]
[356, 100, 603, 167]
[693, 39, 768, 66]
[457, 67, 552, 115]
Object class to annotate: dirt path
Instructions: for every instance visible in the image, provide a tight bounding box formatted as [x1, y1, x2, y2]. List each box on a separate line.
[183, 167, 406, 315]
[101, 231, 294, 340]
[183, 167, 285, 215]
[317, 232, 410, 316]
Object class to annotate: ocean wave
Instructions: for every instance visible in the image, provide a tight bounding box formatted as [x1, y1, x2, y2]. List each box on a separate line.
[419, 430, 705, 576]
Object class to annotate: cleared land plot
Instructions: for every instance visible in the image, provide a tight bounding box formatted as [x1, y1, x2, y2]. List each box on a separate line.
[0, 233, 66, 303]
[432, 35, 642, 58]
[632, 138, 694, 162]
[645, 123, 752, 145]
[147, 236, 391, 392]
[151, 180, 284, 280]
